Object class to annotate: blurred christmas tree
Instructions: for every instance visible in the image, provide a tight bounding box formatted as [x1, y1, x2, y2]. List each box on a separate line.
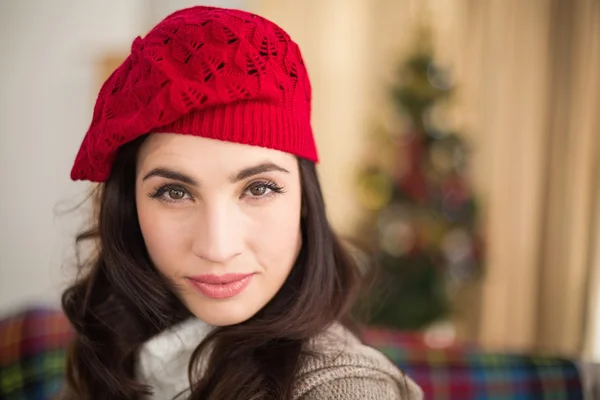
[356, 27, 484, 331]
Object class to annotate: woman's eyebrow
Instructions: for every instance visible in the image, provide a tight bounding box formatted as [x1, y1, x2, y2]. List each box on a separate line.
[230, 162, 290, 182]
[141, 162, 289, 186]
[142, 168, 199, 186]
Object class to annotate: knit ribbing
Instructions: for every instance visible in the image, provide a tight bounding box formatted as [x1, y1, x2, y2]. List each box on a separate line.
[153, 101, 315, 159]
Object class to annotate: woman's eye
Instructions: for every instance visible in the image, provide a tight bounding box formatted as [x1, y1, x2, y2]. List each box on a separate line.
[149, 185, 192, 203]
[244, 181, 284, 199]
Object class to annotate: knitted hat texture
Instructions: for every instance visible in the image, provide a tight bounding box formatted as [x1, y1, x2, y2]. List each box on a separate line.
[71, 6, 316, 182]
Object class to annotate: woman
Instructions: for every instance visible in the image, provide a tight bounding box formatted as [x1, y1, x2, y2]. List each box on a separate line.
[61, 6, 422, 400]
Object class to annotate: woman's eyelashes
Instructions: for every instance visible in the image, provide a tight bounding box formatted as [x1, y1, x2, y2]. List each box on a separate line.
[147, 180, 286, 204]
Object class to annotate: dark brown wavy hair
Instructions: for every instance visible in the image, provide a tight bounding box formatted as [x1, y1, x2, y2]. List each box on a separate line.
[60, 134, 367, 399]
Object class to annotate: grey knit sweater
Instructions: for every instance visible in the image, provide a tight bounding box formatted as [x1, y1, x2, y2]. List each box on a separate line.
[293, 323, 423, 399]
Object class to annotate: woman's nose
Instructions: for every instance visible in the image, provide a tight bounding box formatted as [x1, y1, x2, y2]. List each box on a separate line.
[191, 202, 243, 264]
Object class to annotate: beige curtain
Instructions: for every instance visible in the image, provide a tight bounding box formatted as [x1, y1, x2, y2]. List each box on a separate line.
[538, 0, 600, 357]
[444, 0, 600, 356]
[586, 161, 600, 360]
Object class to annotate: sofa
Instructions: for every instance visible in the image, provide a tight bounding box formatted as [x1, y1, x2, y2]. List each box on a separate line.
[0, 307, 594, 399]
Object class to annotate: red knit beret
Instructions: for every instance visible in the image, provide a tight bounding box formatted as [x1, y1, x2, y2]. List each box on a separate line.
[71, 6, 317, 182]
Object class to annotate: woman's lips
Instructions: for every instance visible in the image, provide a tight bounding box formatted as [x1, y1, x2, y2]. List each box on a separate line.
[187, 273, 254, 299]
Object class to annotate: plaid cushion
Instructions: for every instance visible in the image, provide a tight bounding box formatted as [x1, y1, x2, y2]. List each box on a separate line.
[0, 309, 585, 400]
[0, 308, 72, 400]
[363, 328, 584, 400]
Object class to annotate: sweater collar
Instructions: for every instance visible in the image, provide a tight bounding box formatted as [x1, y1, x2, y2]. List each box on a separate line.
[136, 317, 212, 399]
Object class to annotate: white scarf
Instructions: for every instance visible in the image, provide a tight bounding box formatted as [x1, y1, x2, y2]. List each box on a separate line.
[136, 318, 212, 399]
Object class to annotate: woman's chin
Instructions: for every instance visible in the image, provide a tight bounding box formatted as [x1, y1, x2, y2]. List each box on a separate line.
[185, 298, 260, 326]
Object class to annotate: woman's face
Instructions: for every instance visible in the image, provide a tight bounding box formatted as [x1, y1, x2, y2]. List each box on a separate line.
[135, 134, 303, 326]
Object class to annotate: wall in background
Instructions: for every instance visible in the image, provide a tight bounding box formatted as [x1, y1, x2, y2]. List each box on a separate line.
[0, 0, 144, 316]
